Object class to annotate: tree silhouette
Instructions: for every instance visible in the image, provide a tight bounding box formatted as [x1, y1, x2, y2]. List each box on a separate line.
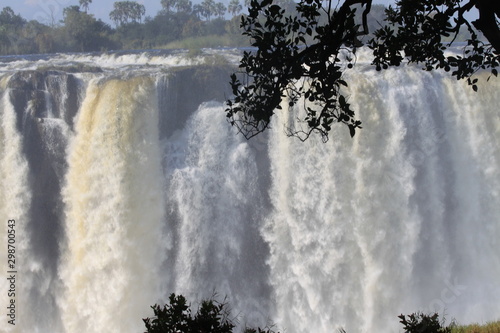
[143, 294, 235, 333]
[226, 0, 500, 141]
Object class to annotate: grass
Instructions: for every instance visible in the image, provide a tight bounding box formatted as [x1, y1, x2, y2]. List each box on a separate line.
[451, 321, 500, 333]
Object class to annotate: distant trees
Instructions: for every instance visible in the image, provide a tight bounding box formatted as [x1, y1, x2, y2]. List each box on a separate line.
[0, 6, 35, 54]
[176, 0, 193, 14]
[215, 3, 227, 19]
[31, 21, 55, 53]
[161, 0, 193, 15]
[0, 6, 25, 53]
[161, 0, 177, 15]
[184, 0, 227, 21]
[0, 7, 24, 28]
[109, 1, 146, 27]
[0, 0, 399, 56]
[62, 5, 114, 52]
[79, 0, 92, 13]
[0, 5, 118, 54]
[1, 0, 254, 56]
[200, 0, 217, 21]
[227, 0, 243, 16]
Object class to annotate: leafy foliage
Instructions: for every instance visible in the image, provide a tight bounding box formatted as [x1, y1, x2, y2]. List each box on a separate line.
[369, 0, 500, 92]
[143, 293, 235, 333]
[226, 0, 366, 141]
[62, 6, 114, 52]
[399, 312, 452, 333]
[143, 293, 278, 333]
[144, 295, 495, 333]
[226, 0, 500, 141]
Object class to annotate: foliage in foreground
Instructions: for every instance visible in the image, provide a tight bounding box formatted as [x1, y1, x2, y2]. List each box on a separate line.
[144, 295, 500, 333]
[399, 312, 452, 333]
[143, 293, 233, 333]
[226, 0, 500, 142]
[143, 293, 277, 333]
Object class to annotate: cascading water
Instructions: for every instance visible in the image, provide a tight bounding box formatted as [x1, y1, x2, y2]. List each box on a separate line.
[265, 67, 500, 332]
[0, 78, 34, 333]
[0, 49, 498, 333]
[59, 77, 167, 333]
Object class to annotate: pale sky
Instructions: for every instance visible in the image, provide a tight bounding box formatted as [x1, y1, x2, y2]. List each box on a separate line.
[2, 0, 396, 25]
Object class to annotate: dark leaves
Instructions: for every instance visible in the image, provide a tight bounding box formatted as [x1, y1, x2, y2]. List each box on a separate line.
[227, 0, 499, 142]
[143, 293, 236, 333]
[370, 0, 499, 92]
[226, 0, 366, 141]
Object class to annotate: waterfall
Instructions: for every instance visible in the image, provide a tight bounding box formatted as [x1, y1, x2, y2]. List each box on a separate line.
[265, 67, 500, 332]
[59, 76, 167, 333]
[0, 50, 498, 333]
[0, 80, 33, 333]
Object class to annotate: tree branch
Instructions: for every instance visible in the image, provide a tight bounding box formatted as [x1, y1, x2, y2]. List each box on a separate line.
[473, 0, 500, 54]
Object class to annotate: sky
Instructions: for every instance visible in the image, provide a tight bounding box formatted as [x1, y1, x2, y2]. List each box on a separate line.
[2, 0, 396, 25]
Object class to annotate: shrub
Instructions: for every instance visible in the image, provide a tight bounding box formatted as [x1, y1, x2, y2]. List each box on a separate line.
[143, 293, 234, 333]
[143, 294, 281, 333]
[399, 312, 452, 333]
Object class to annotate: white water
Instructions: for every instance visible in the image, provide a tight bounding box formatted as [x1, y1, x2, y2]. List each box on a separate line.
[0, 51, 499, 333]
[265, 67, 500, 332]
[59, 77, 166, 333]
[0, 79, 33, 333]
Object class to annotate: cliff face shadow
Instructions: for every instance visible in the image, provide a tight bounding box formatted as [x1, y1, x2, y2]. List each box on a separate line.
[6, 70, 81, 331]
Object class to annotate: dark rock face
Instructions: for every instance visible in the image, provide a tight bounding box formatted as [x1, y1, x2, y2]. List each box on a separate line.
[4, 70, 83, 331]
[8, 70, 81, 130]
[2, 63, 243, 332]
[5, 64, 234, 245]
[3, 64, 235, 283]
[157, 65, 234, 139]
[44, 72, 81, 127]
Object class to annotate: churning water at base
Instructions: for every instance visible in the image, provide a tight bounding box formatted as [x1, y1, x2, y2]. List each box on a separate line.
[0, 50, 499, 333]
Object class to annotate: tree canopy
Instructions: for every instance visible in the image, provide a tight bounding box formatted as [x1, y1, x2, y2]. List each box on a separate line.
[109, 1, 146, 27]
[0, 0, 250, 55]
[225, 0, 500, 141]
[62, 6, 112, 52]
